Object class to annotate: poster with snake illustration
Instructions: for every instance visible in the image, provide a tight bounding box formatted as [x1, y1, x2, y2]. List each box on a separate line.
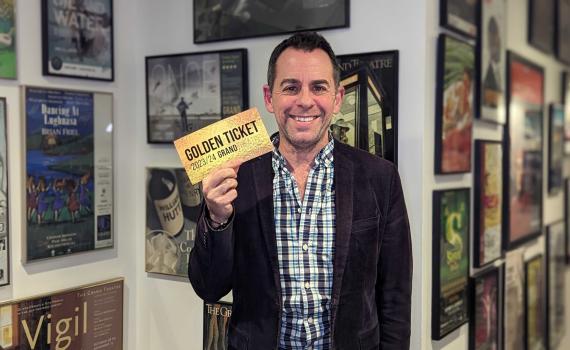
[432, 188, 470, 340]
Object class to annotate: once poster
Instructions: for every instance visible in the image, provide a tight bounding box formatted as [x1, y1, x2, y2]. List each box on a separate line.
[525, 255, 546, 350]
[0, 278, 123, 349]
[0, 0, 15, 79]
[335, 51, 399, 164]
[194, 0, 349, 43]
[440, 0, 478, 37]
[0, 98, 7, 286]
[547, 222, 566, 349]
[24, 86, 113, 261]
[469, 268, 499, 350]
[42, 0, 114, 80]
[432, 189, 470, 340]
[474, 141, 502, 267]
[435, 35, 474, 174]
[477, 0, 506, 124]
[146, 49, 248, 143]
[548, 104, 564, 193]
[146, 167, 202, 277]
[505, 53, 543, 248]
[203, 301, 232, 350]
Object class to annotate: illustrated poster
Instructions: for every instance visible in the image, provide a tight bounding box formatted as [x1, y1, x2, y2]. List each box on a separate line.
[549, 104, 564, 192]
[504, 248, 524, 350]
[203, 301, 232, 350]
[0, 98, 7, 286]
[471, 269, 499, 350]
[0, 0, 16, 79]
[525, 256, 546, 350]
[547, 223, 566, 349]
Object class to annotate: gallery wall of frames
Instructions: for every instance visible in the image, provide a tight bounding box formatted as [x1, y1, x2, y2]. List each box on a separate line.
[0, 0, 567, 349]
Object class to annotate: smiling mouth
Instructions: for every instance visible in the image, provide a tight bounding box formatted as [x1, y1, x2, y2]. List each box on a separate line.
[290, 114, 319, 122]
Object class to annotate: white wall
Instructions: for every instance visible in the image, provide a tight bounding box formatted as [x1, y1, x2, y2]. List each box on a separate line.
[1, 0, 568, 349]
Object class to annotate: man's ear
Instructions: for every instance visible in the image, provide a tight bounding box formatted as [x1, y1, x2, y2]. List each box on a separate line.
[333, 85, 345, 114]
[263, 84, 274, 113]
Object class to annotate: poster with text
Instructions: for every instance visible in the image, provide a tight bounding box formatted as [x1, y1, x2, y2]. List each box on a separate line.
[525, 255, 546, 350]
[504, 248, 524, 350]
[42, 0, 114, 80]
[0, 0, 16, 79]
[203, 301, 232, 350]
[547, 222, 566, 349]
[0, 278, 123, 349]
[24, 86, 113, 261]
[469, 267, 499, 350]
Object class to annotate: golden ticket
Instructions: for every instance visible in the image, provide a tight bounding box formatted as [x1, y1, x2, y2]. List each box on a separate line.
[174, 108, 273, 184]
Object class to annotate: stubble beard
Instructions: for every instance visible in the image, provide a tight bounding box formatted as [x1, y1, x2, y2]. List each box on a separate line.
[281, 116, 332, 152]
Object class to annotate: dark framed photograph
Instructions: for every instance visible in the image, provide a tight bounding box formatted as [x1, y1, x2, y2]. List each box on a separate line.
[504, 248, 525, 350]
[146, 49, 248, 143]
[23, 86, 114, 262]
[546, 221, 565, 349]
[469, 266, 499, 350]
[203, 301, 232, 350]
[528, 0, 555, 54]
[0, 98, 8, 286]
[562, 71, 570, 154]
[432, 188, 470, 340]
[524, 255, 547, 350]
[474, 140, 503, 268]
[0, 0, 16, 79]
[41, 0, 114, 81]
[504, 52, 544, 249]
[476, 0, 506, 124]
[435, 34, 474, 174]
[194, 0, 349, 44]
[440, 0, 479, 38]
[146, 167, 202, 277]
[555, 0, 570, 64]
[548, 104, 564, 193]
[335, 50, 399, 163]
[566, 179, 570, 264]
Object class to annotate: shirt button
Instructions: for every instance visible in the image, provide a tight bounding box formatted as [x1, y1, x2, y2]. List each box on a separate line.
[305, 281, 310, 289]
[302, 243, 308, 251]
[297, 207, 301, 213]
[307, 317, 313, 324]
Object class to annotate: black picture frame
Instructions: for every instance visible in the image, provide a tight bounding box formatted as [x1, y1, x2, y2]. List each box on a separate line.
[476, 0, 506, 124]
[474, 140, 503, 268]
[193, 0, 350, 44]
[524, 255, 547, 350]
[469, 266, 500, 350]
[546, 221, 566, 350]
[548, 104, 564, 193]
[565, 179, 570, 264]
[440, 0, 479, 38]
[503, 52, 544, 250]
[432, 188, 470, 340]
[0, 98, 9, 287]
[335, 50, 399, 164]
[562, 71, 570, 155]
[435, 34, 475, 174]
[528, 0, 555, 54]
[145, 49, 249, 144]
[41, 0, 114, 81]
[203, 301, 232, 349]
[555, 0, 570, 64]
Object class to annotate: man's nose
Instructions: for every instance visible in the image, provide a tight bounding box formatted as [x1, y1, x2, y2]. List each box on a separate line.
[297, 87, 315, 108]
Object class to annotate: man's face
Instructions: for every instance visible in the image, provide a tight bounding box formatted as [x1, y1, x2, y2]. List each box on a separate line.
[263, 48, 344, 151]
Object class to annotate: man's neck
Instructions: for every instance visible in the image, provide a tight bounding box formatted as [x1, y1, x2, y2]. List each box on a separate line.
[278, 139, 326, 172]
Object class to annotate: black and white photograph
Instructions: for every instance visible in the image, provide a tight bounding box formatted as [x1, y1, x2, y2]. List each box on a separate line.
[146, 49, 248, 143]
[440, 0, 479, 38]
[528, 0, 555, 54]
[194, 0, 349, 43]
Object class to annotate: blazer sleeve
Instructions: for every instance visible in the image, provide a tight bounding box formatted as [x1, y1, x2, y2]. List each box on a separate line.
[377, 165, 412, 349]
[188, 205, 234, 302]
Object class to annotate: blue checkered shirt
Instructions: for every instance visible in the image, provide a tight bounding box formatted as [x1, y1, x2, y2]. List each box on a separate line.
[272, 136, 336, 349]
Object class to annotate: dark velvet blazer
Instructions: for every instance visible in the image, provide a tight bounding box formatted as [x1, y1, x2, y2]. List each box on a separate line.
[189, 141, 412, 350]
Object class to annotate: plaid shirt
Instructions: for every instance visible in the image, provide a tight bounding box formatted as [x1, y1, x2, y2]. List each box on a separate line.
[272, 136, 336, 349]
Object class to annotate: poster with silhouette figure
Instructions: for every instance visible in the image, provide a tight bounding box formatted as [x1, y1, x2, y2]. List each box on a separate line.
[42, 0, 114, 80]
[203, 302, 232, 350]
[24, 86, 113, 262]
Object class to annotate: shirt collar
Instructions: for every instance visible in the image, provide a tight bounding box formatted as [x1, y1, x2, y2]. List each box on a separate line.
[271, 132, 334, 171]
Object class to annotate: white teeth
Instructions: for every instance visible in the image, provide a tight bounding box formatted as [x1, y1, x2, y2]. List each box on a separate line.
[292, 115, 318, 122]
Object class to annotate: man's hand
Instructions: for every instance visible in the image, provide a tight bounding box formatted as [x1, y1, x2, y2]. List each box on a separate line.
[202, 159, 243, 224]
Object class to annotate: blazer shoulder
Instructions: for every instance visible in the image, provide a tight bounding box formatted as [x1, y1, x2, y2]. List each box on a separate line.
[335, 141, 397, 177]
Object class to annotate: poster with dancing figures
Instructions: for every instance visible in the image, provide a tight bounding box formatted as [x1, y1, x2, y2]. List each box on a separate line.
[24, 86, 113, 262]
[0, 0, 16, 79]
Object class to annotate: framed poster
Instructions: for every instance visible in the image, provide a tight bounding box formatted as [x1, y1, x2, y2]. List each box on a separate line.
[528, 0, 555, 54]
[504, 248, 524, 350]
[435, 34, 474, 174]
[524, 255, 547, 350]
[0, 278, 123, 349]
[0, 0, 16, 79]
[469, 267, 499, 350]
[194, 0, 349, 43]
[504, 52, 544, 249]
[562, 72, 570, 154]
[548, 104, 564, 193]
[146, 167, 202, 277]
[474, 140, 503, 267]
[23, 86, 114, 262]
[555, 0, 570, 64]
[440, 0, 478, 38]
[335, 50, 399, 163]
[566, 179, 570, 264]
[432, 188, 470, 340]
[203, 301, 232, 350]
[146, 49, 248, 143]
[0, 98, 7, 286]
[476, 0, 506, 124]
[41, 0, 114, 81]
[546, 222, 566, 349]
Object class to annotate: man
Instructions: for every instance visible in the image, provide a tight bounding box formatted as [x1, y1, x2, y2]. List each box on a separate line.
[189, 32, 412, 349]
[177, 97, 191, 133]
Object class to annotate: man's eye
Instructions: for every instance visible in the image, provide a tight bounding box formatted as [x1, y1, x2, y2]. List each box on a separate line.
[313, 85, 328, 93]
[283, 86, 299, 93]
